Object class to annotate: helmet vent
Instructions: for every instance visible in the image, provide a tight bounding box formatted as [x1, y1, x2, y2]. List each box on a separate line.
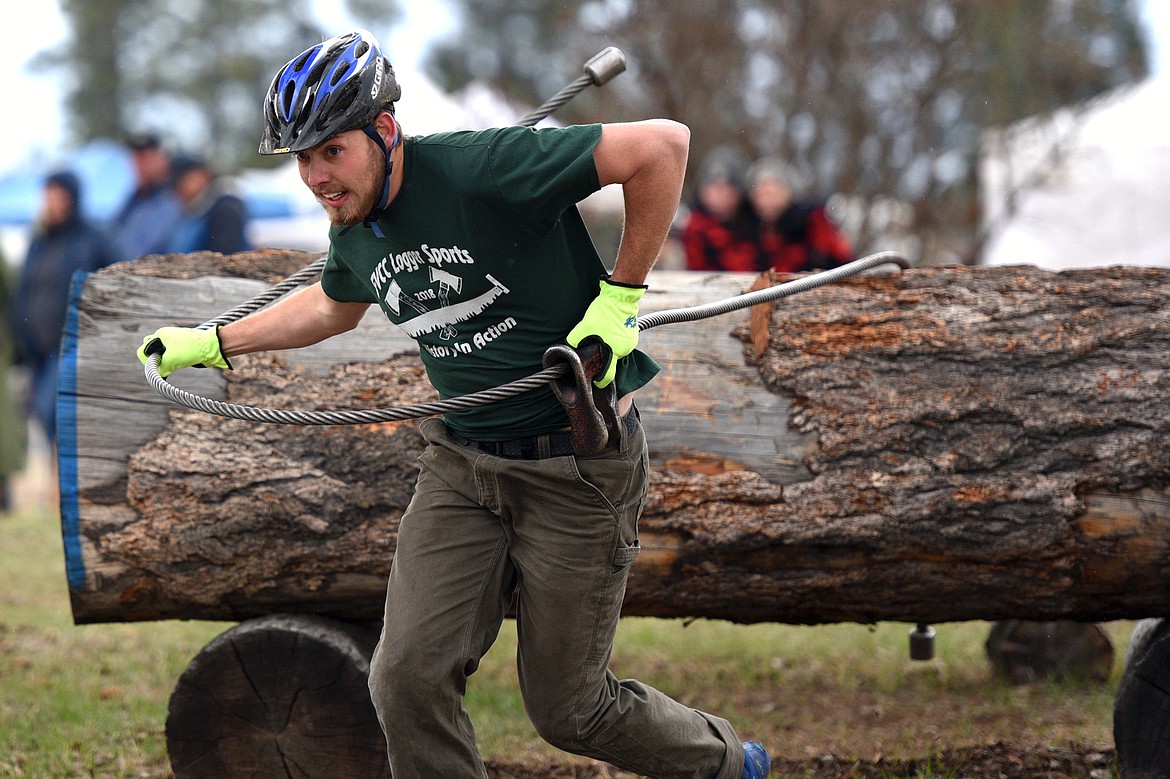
[293, 50, 313, 71]
[330, 60, 351, 87]
[280, 81, 297, 117]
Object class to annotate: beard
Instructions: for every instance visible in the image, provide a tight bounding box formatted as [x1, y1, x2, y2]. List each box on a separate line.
[315, 147, 384, 226]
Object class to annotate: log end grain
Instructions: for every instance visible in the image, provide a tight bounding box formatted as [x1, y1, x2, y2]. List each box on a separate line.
[166, 614, 388, 778]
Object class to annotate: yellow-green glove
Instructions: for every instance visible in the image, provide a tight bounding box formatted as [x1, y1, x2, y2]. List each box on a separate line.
[137, 326, 231, 378]
[566, 277, 646, 388]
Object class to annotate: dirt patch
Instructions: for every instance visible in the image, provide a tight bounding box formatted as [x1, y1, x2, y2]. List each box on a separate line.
[486, 742, 1116, 777]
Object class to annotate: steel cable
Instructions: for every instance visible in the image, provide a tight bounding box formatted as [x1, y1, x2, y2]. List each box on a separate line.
[143, 251, 909, 425]
[636, 251, 909, 331]
[200, 256, 327, 329]
[515, 74, 594, 127]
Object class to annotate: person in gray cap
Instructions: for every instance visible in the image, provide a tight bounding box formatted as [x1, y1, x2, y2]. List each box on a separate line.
[746, 158, 853, 273]
[111, 132, 182, 261]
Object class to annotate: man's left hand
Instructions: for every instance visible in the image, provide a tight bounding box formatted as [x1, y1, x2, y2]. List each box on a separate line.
[566, 277, 646, 388]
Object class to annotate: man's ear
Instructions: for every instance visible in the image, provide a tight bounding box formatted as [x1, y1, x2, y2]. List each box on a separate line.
[373, 111, 398, 148]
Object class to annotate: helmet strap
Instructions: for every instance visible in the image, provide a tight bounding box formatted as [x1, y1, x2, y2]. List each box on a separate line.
[348, 117, 399, 238]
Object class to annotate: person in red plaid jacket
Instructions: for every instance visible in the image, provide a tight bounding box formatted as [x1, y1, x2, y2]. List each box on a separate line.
[681, 148, 759, 272]
[748, 158, 853, 273]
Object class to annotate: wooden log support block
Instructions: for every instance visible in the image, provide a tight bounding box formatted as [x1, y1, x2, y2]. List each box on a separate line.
[1114, 618, 1170, 778]
[165, 614, 387, 778]
[984, 620, 1114, 684]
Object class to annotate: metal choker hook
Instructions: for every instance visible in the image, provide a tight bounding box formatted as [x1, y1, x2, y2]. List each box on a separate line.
[542, 337, 620, 455]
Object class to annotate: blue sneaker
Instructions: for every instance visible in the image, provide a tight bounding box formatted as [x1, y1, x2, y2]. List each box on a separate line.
[740, 741, 770, 778]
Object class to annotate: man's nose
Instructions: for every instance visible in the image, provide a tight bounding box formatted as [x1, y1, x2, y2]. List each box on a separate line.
[301, 159, 328, 188]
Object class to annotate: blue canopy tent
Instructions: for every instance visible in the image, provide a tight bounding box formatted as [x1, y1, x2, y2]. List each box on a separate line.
[0, 139, 135, 227]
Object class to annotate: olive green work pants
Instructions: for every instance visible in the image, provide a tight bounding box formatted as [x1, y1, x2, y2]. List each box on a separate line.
[368, 415, 744, 778]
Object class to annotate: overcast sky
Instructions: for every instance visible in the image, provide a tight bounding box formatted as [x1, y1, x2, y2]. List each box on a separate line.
[0, 1, 456, 171]
[1, 1, 1166, 173]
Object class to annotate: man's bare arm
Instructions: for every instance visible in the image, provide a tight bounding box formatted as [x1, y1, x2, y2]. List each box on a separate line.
[218, 282, 370, 358]
[592, 119, 690, 286]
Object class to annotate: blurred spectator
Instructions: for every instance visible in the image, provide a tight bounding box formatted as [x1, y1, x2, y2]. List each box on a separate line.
[9, 171, 119, 445]
[0, 251, 26, 511]
[681, 147, 759, 271]
[111, 132, 182, 261]
[166, 154, 251, 254]
[747, 158, 853, 273]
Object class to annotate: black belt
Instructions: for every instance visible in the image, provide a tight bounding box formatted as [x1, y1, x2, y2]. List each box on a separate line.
[459, 407, 639, 460]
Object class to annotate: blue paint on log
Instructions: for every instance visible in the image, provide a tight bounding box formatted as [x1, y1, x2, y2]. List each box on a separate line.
[56, 269, 89, 591]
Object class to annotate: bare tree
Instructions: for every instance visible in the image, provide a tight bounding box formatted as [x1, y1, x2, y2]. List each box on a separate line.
[429, 0, 1148, 262]
[40, 0, 401, 169]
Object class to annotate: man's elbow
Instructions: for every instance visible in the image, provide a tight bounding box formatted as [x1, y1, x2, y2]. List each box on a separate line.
[318, 299, 370, 338]
[596, 119, 691, 186]
[656, 120, 691, 168]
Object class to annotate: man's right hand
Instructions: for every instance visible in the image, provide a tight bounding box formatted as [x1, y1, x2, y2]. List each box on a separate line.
[137, 326, 231, 378]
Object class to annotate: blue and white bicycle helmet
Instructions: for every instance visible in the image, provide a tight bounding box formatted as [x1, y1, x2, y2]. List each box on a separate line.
[259, 29, 401, 155]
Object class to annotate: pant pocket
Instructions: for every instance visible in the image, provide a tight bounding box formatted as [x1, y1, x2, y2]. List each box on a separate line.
[612, 539, 641, 570]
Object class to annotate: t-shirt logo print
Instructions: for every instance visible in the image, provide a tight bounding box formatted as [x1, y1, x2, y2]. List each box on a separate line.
[383, 273, 512, 340]
[429, 267, 462, 340]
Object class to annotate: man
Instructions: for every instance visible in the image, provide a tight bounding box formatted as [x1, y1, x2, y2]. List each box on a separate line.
[13, 171, 118, 444]
[111, 132, 182, 261]
[166, 154, 250, 254]
[138, 30, 770, 779]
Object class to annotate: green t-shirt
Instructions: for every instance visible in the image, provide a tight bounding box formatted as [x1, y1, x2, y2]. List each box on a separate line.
[321, 124, 659, 440]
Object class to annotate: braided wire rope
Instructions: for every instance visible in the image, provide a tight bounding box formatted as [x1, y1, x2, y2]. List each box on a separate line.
[636, 251, 909, 330]
[200, 256, 327, 329]
[143, 252, 909, 425]
[515, 74, 594, 128]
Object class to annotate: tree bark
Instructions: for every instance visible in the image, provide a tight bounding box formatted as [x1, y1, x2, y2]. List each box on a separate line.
[60, 252, 1170, 626]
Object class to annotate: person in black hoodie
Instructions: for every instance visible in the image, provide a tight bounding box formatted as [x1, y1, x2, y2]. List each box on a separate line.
[10, 171, 119, 445]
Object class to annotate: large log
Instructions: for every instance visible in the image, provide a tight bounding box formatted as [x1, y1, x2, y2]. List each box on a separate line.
[59, 250, 1170, 625]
